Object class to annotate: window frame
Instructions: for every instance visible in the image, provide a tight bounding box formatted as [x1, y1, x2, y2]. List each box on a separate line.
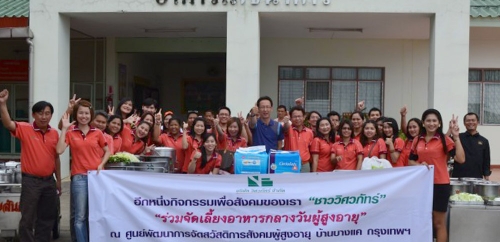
[468, 68, 500, 125]
[278, 66, 385, 116]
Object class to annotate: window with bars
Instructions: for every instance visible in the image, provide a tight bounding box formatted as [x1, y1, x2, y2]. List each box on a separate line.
[278, 67, 384, 117]
[468, 69, 500, 125]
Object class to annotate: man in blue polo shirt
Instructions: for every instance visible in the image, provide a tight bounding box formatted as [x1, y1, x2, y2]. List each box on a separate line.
[249, 96, 286, 152]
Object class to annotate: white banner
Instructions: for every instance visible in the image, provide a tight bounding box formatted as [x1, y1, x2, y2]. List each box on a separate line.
[89, 166, 434, 241]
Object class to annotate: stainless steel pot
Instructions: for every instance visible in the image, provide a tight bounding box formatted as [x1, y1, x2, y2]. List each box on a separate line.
[474, 181, 500, 200]
[14, 165, 22, 183]
[152, 147, 176, 165]
[450, 181, 473, 196]
[0, 169, 14, 183]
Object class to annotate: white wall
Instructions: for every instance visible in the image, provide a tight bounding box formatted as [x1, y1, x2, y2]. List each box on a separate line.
[470, 38, 500, 165]
[260, 38, 430, 121]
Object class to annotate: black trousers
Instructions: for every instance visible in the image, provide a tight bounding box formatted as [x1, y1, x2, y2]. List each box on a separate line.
[19, 175, 57, 242]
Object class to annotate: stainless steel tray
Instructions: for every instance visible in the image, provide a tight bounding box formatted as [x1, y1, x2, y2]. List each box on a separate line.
[486, 200, 500, 206]
[450, 200, 485, 205]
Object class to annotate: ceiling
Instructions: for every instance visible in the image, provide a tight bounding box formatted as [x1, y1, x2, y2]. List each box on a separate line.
[69, 12, 432, 39]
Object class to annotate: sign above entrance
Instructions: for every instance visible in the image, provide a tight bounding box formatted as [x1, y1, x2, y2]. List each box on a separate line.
[0, 60, 28, 82]
[156, 0, 331, 5]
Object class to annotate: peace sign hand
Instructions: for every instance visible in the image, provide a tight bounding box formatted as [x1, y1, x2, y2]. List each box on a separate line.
[107, 105, 115, 115]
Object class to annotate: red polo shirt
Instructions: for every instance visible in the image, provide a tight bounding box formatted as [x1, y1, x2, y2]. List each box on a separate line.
[411, 134, 455, 184]
[119, 125, 134, 152]
[191, 152, 222, 174]
[112, 135, 122, 154]
[103, 133, 115, 155]
[398, 139, 413, 167]
[11, 122, 58, 177]
[284, 126, 314, 164]
[332, 139, 363, 170]
[387, 137, 405, 167]
[219, 134, 247, 152]
[159, 133, 185, 172]
[362, 138, 387, 158]
[310, 137, 335, 172]
[65, 125, 107, 176]
[182, 136, 203, 173]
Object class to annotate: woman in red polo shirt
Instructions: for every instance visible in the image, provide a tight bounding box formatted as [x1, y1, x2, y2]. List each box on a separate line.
[409, 109, 465, 242]
[188, 133, 221, 174]
[121, 121, 153, 155]
[105, 115, 124, 154]
[331, 120, 363, 170]
[305, 111, 321, 135]
[153, 117, 185, 173]
[351, 111, 364, 142]
[215, 117, 248, 174]
[311, 118, 336, 172]
[382, 117, 405, 167]
[360, 120, 387, 159]
[399, 118, 422, 166]
[93, 111, 115, 155]
[57, 100, 110, 242]
[182, 117, 207, 173]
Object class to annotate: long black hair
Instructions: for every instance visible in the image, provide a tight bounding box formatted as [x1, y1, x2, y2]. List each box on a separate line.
[199, 133, 217, 169]
[421, 109, 447, 154]
[405, 118, 422, 140]
[115, 97, 133, 119]
[360, 120, 380, 147]
[189, 117, 207, 139]
[382, 117, 399, 143]
[338, 120, 354, 139]
[315, 117, 335, 142]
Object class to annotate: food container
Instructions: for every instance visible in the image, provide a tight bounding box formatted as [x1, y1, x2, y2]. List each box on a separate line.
[152, 147, 176, 161]
[450, 180, 473, 196]
[474, 181, 500, 200]
[0, 169, 14, 184]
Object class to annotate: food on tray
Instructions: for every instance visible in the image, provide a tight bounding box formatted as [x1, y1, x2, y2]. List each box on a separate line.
[108, 152, 139, 164]
[449, 192, 483, 202]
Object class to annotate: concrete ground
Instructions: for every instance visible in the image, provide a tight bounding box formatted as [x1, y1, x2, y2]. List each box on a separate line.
[2, 168, 500, 242]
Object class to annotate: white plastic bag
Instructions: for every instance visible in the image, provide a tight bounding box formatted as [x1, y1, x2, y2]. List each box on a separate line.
[361, 157, 393, 170]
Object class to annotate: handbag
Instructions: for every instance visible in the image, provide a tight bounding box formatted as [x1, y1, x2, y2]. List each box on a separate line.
[218, 149, 235, 172]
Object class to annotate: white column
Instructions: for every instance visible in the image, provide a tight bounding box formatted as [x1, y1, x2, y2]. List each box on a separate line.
[428, 4, 470, 120]
[30, 12, 71, 178]
[226, 10, 260, 114]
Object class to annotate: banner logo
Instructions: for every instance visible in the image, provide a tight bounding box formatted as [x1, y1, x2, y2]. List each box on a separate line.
[247, 176, 273, 187]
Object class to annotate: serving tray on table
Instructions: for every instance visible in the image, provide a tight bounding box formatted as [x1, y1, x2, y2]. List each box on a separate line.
[449, 200, 485, 205]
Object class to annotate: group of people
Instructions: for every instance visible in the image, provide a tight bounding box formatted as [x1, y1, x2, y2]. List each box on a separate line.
[0, 88, 491, 242]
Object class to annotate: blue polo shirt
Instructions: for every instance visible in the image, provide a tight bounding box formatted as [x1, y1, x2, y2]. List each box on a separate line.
[250, 118, 284, 152]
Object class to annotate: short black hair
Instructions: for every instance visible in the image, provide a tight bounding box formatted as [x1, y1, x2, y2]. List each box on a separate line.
[142, 98, 158, 109]
[94, 110, 108, 119]
[327, 111, 340, 119]
[368, 107, 382, 116]
[32, 101, 54, 114]
[256, 96, 273, 108]
[218, 106, 231, 115]
[289, 106, 305, 116]
[277, 105, 287, 111]
[463, 112, 480, 123]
